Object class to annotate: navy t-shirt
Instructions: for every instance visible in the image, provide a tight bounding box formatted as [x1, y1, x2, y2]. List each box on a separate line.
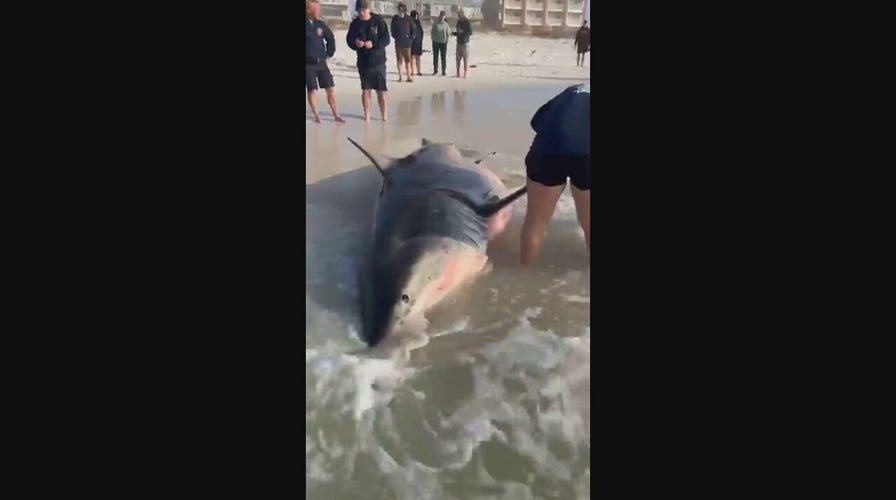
[529, 84, 591, 156]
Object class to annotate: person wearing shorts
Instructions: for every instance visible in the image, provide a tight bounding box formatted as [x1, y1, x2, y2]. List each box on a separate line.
[390, 2, 415, 81]
[347, 0, 390, 121]
[410, 10, 424, 77]
[452, 9, 472, 78]
[521, 83, 591, 266]
[306, 0, 343, 122]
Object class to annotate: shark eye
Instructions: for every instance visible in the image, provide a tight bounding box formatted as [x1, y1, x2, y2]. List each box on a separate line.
[401, 294, 410, 303]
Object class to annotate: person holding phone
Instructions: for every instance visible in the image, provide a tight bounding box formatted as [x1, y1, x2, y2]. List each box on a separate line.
[346, 0, 391, 121]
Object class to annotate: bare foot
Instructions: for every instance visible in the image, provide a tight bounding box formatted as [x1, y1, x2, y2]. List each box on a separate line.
[334, 116, 346, 123]
[381, 114, 388, 122]
[364, 115, 370, 122]
[313, 116, 322, 123]
[398, 77, 403, 82]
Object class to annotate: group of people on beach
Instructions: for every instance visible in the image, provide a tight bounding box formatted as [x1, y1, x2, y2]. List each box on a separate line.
[306, 0, 473, 123]
[306, 1, 590, 265]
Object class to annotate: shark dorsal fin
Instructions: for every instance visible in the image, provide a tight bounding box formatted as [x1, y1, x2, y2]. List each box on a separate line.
[347, 137, 392, 178]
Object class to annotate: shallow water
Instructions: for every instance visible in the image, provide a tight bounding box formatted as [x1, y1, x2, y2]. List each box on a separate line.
[306, 85, 590, 499]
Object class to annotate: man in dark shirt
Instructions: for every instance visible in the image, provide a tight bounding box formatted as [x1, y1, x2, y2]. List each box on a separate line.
[521, 84, 591, 266]
[451, 9, 473, 78]
[390, 2, 415, 82]
[346, 0, 390, 121]
[574, 21, 590, 67]
[305, 0, 344, 123]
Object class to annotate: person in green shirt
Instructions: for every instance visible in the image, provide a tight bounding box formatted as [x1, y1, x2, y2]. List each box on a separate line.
[430, 10, 449, 76]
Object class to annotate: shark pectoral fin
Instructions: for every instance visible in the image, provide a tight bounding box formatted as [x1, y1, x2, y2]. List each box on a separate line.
[435, 187, 528, 218]
[348, 137, 393, 178]
[475, 185, 528, 217]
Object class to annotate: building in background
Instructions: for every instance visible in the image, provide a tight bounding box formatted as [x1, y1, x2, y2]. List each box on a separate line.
[498, 0, 587, 30]
[318, 0, 353, 22]
[318, 0, 588, 27]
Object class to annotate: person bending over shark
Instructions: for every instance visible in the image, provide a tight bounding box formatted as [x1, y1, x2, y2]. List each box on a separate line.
[520, 84, 591, 266]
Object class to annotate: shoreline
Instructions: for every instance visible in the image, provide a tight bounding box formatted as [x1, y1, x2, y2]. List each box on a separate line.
[307, 28, 589, 122]
[306, 29, 589, 184]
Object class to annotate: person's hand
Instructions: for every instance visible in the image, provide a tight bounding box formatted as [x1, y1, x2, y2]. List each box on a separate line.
[364, 40, 373, 49]
[355, 38, 365, 48]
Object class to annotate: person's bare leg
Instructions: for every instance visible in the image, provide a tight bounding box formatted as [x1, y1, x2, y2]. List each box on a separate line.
[325, 88, 344, 122]
[376, 90, 388, 122]
[415, 55, 422, 75]
[307, 89, 321, 123]
[520, 178, 566, 266]
[463, 56, 468, 78]
[570, 184, 590, 251]
[456, 56, 461, 77]
[406, 59, 413, 82]
[361, 90, 371, 122]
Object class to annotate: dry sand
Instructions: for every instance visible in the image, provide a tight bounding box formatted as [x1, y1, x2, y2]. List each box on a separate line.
[306, 28, 590, 182]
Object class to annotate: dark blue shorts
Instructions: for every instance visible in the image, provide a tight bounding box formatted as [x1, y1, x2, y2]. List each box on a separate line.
[305, 63, 334, 91]
[358, 63, 388, 91]
[525, 152, 591, 191]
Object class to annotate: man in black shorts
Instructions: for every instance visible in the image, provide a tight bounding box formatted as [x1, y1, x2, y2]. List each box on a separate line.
[521, 83, 591, 266]
[346, 0, 390, 122]
[306, 0, 344, 123]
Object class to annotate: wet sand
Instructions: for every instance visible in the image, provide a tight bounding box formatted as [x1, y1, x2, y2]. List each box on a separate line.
[305, 26, 589, 181]
[305, 84, 582, 182]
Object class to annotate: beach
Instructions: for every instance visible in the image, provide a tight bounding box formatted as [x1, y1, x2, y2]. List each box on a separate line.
[306, 27, 591, 500]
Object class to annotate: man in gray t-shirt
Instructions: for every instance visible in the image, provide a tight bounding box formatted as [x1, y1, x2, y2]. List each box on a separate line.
[430, 10, 449, 75]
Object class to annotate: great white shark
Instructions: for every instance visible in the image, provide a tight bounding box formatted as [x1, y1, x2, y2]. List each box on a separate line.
[348, 137, 528, 347]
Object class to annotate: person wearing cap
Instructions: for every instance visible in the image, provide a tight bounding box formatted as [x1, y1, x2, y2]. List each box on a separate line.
[430, 10, 449, 76]
[305, 0, 344, 123]
[390, 2, 415, 82]
[346, 0, 391, 121]
[520, 84, 591, 266]
[451, 8, 473, 78]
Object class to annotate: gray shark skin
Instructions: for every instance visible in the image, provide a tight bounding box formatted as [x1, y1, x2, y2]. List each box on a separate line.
[348, 138, 527, 347]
